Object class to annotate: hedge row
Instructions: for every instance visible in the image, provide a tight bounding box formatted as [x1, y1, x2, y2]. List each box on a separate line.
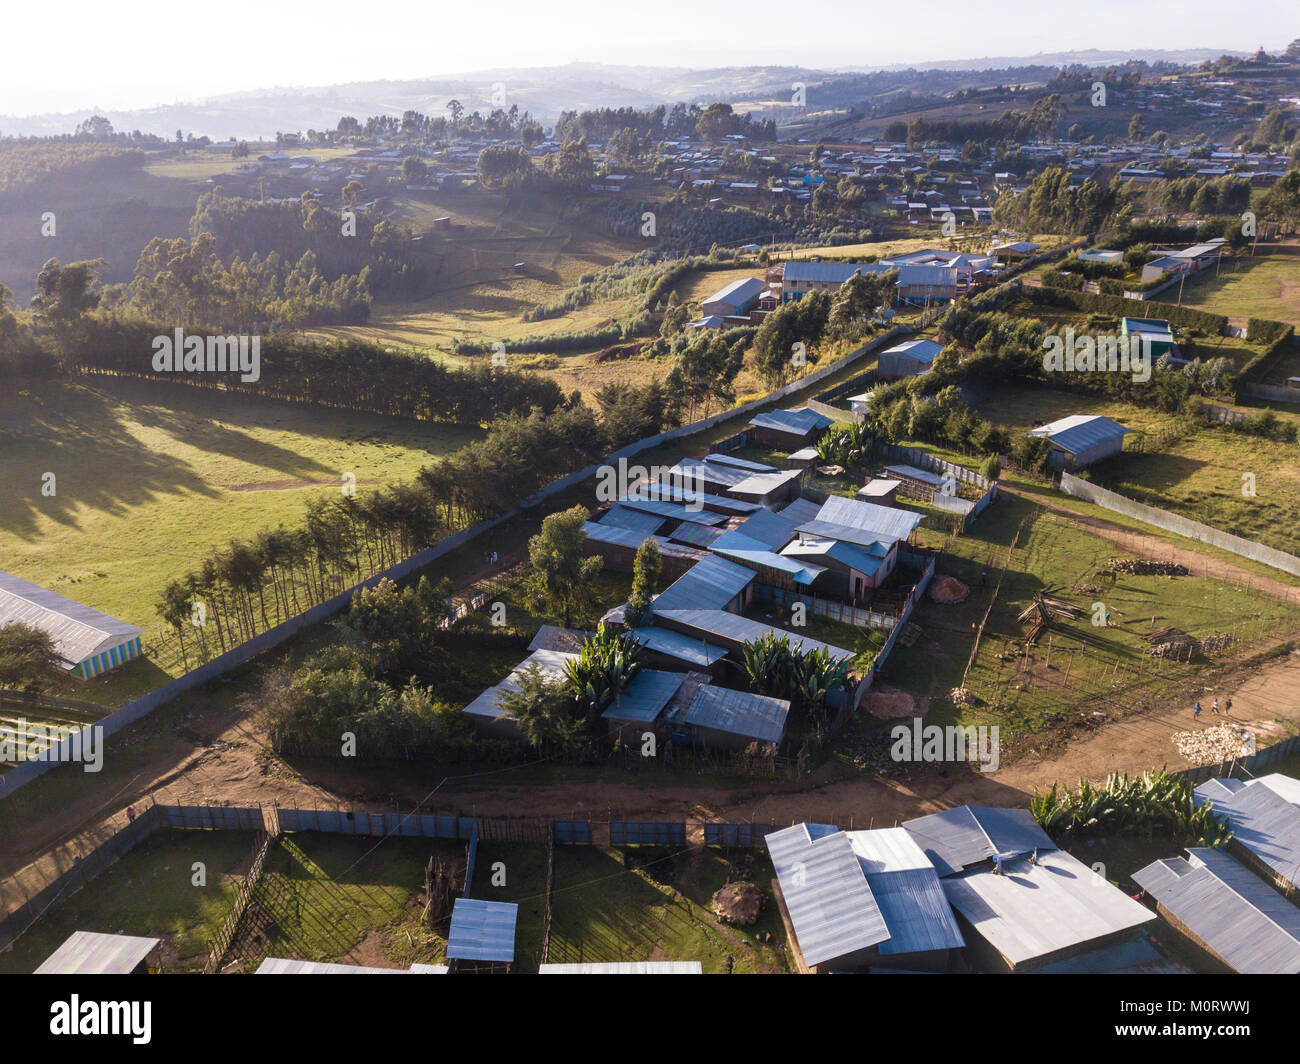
[1022, 285, 1228, 335]
[1236, 323, 1296, 388]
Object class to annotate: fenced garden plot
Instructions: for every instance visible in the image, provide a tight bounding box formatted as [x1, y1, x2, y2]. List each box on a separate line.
[222, 833, 466, 972]
[545, 845, 789, 974]
[0, 827, 251, 973]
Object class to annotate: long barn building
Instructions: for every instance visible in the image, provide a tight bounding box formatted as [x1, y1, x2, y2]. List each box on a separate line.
[0, 571, 144, 679]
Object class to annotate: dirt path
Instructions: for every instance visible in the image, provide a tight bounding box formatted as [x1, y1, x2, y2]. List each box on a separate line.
[1001, 483, 1300, 604]
[5, 646, 1300, 906]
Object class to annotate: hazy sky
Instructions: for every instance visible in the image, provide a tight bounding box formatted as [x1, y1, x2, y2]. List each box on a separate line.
[1, 0, 1294, 115]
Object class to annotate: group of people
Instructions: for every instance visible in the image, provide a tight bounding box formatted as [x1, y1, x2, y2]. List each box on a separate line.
[1193, 696, 1231, 720]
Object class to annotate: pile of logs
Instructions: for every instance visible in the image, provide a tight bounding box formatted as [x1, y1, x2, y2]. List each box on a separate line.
[1108, 558, 1190, 577]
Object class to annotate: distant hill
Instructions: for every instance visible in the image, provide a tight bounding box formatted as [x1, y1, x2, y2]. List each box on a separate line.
[0, 51, 1254, 140]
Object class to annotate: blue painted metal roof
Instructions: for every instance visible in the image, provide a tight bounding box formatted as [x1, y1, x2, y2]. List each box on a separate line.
[674, 683, 790, 743]
[446, 899, 518, 962]
[651, 554, 755, 613]
[601, 669, 685, 724]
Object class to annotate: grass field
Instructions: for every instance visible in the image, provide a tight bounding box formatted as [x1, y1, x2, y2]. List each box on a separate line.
[1176, 242, 1300, 325]
[0, 828, 251, 973]
[965, 381, 1300, 554]
[0, 376, 479, 683]
[235, 832, 462, 971]
[470, 840, 788, 973]
[879, 488, 1300, 740]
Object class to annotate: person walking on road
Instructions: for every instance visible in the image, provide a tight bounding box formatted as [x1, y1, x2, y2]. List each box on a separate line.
[1212, 698, 1219, 714]
[1194, 702, 1202, 721]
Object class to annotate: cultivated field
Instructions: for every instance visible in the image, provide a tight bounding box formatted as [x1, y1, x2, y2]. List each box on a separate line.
[0, 376, 479, 671]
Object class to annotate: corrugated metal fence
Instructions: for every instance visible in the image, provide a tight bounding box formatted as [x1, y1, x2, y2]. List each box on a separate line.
[1060, 472, 1300, 580]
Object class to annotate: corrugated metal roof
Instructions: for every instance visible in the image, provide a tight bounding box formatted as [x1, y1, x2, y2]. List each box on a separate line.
[1134, 848, 1300, 973]
[616, 496, 728, 525]
[795, 496, 920, 550]
[256, 957, 409, 974]
[601, 669, 685, 723]
[650, 554, 755, 613]
[462, 650, 578, 719]
[407, 963, 450, 973]
[446, 899, 518, 962]
[896, 264, 958, 287]
[0, 570, 143, 669]
[709, 540, 825, 585]
[1194, 781, 1300, 888]
[652, 609, 854, 662]
[668, 521, 726, 549]
[1195, 777, 1246, 804]
[629, 625, 729, 666]
[845, 828, 965, 955]
[1028, 415, 1131, 455]
[883, 464, 946, 488]
[782, 536, 890, 577]
[670, 458, 748, 489]
[748, 407, 833, 436]
[704, 453, 776, 473]
[1251, 773, 1300, 807]
[902, 806, 1055, 876]
[35, 931, 159, 974]
[731, 507, 804, 551]
[600, 505, 666, 534]
[766, 824, 890, 967]
[784, 261, 893, 284]
[728, 470, 803, 498]
[942, 850, 1155, 967]
[703, 276, 766, 308]
[581, 521, 665, 551]
[538, 961, 703, 974]
[671, 683, 790, 742]
[778, 497, 822, 525]
[624, 484, 759, 514]
[881, 339, 944, 365]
